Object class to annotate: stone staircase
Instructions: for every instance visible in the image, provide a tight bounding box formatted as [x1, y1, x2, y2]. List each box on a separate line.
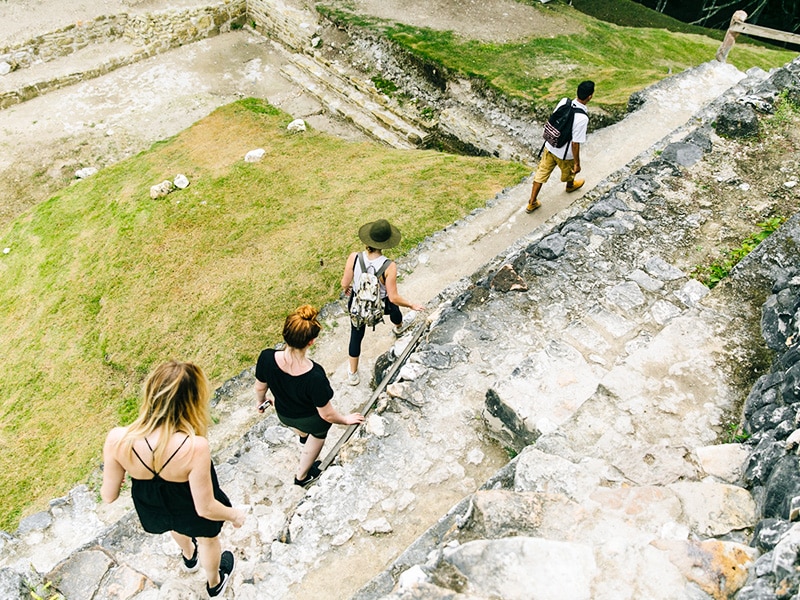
[279, 52, 430, 149]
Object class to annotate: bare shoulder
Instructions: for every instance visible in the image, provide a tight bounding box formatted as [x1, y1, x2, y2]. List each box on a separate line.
[105, 426, 127, 445]
[189, 435, 210, 458]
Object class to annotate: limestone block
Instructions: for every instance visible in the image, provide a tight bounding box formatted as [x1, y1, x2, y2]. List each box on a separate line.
[469, 490, 546, 537]
[667, 481, 756, 536]
[715, 101, 759, 138]
[362, 518, 392, 534]
[605, 280, 645, 311]
[673, 278, 710, 307]
[490, 264, 527, 292]
[650, 538, 755, 599]
[94, 564, 154, 599]
[487, 339, 600, 443]
[0, 62, 11, 76]
[46, 548, 114, 600]
[644, 256, 685, 281]
[443, 537, 596, 600]
[661, 142, 704, 167]
[515, 448, 604, 502]
[650, 299, 681, 325]
[695, 443, 749, 483]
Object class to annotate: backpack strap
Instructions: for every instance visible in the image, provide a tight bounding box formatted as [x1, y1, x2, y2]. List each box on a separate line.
[561, 102, 588, 159]
[356, 252, 368, 275]
[374, 258, 392, 280]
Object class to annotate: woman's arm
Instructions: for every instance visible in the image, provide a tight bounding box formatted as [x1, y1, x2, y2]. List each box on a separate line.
[254, 379, 271, 412]
[101, 428, 127, 503]
[341, 251, 358, 292]
[188, 437, 245, 527]
[383, 262, 424, 311]
[318, 401, 365, 426]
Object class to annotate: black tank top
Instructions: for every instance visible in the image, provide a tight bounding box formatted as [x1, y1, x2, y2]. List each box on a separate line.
[129, 435, 231, 537]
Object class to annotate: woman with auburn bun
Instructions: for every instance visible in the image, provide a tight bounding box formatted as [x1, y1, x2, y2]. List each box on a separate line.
[102, 360, 244, 598]
[254, 305, 364, 487]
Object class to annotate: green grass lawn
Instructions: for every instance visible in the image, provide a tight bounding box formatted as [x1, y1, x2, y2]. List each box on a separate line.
[0, 99, 530, 530]
[319, 1, 796, 113]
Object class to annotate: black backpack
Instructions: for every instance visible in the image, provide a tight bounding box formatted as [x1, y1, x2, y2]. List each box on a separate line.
[540, 98, 587, 158]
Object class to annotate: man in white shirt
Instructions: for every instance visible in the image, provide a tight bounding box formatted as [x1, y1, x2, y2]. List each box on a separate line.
[527, 80, 594, 213]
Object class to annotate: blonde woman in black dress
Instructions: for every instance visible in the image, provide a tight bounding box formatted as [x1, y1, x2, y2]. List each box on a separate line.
[102, 361, 245, 597]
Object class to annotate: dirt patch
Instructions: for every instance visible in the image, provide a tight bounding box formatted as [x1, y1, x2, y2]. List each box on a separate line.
[322, 0, 583, 43]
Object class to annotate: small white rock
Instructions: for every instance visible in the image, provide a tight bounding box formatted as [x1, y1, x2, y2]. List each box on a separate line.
[362, 517, 392, 534]
[398, 565, 428, 591]
[3, 247, 10, 254]
[173, 174, 190, 189]
[287, 119, 306, 132]
[244, 148, 266, 162]
[466, 448, 485, 465]
[0, 61, 11, 76]
[365, 414, 387, 438]
[784, 180, 798, 188]
[150, 180, 174, 199]
[75, 167, 98, 179]
[738, 182, 751, 191]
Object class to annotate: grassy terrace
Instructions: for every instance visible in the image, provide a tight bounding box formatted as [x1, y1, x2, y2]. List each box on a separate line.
[319, 0, 795, 113]
[0, 100, 529, 530]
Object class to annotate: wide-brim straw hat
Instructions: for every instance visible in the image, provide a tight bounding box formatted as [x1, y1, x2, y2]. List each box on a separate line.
[358, 219, 401, 249]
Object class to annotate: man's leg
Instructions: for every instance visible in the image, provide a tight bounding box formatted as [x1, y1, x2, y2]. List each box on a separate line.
[557, 157, 584, 192]
[527, 152, 556, 213]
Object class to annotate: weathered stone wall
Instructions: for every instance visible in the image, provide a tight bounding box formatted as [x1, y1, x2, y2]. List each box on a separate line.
[0, 1, 246, 109]
[247, 0, 319, 51]
[0, 0, 246, 71]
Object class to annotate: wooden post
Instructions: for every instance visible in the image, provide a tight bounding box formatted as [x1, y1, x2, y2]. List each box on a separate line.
[716, 10, 748, 63]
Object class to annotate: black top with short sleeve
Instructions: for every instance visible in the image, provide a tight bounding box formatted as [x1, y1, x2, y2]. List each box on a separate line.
[255, 348, 334, 418]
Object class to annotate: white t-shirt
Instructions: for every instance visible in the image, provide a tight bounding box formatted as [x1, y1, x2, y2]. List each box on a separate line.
[544, 98, 588, 160]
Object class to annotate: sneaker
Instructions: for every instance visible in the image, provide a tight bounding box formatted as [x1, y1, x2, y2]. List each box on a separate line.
[206, 550, 235, 597]
[294, 465, 322, 488]
[566, 179, 585, 192]
[347, 370, 360, 386]
[182, 537, 198, 572]
[525, 199, 541, 213]
[392, 312, 417, 336]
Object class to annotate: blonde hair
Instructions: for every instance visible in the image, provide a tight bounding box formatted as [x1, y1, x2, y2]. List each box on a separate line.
[123, 360, 210, 469]
[283, 305, 321, 349]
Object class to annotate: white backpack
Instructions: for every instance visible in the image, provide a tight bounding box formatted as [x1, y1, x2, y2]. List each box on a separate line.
[349, 253, 391, 329]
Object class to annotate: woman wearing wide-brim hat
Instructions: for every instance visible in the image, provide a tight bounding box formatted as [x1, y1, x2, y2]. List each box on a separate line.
[340, 219, 425, 386]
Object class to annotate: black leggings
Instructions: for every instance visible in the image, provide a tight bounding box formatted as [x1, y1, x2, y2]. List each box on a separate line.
[348, 298, 402, 358]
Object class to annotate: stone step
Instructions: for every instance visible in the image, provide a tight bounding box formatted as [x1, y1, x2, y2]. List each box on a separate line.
[0, 39, 145, 109]
[280, 53, 428, 149]
[0, 0, 246, 110]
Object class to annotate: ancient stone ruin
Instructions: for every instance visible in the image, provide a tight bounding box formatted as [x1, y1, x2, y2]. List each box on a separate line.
[2, 1, 800, 599]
